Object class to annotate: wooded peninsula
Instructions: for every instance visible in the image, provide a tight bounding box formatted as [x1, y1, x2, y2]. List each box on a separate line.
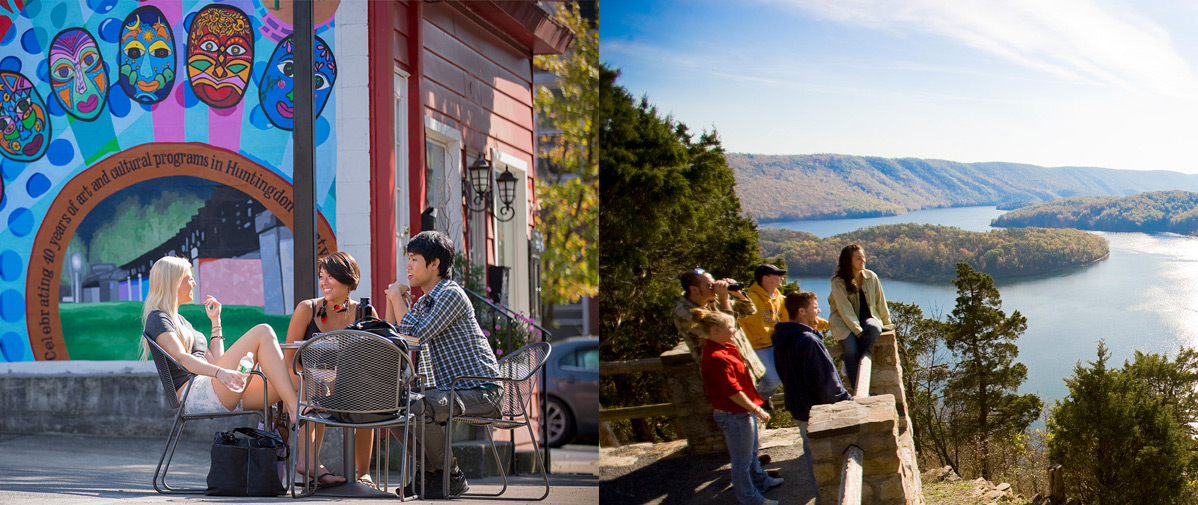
[761, 224, 1109, 281]
[992, 190, 1198, 235]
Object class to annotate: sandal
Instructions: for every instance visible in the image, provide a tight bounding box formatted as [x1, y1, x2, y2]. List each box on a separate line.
[308, 470, 347, 489]
[357, 474, 377, 489]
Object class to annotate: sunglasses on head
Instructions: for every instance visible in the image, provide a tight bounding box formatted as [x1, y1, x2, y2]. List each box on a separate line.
[692, 268, 706, 276]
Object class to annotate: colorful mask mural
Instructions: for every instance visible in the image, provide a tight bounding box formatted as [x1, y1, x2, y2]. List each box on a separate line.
[118, 6, 176, 105]
[48, 28, 109, 121]
[0, 0, 343, 363]
[0, 70, 50, 162]
[186, 5, 253, 109]
[259, 35, 337, 130]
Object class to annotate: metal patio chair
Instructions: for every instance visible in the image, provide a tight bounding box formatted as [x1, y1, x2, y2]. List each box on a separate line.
[144, 334, 274, 494]
[444, 341, 552, 500]
[290, 329, 423, 499]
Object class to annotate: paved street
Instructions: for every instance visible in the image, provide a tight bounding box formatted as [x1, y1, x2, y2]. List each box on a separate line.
[0, 432, 597, 504]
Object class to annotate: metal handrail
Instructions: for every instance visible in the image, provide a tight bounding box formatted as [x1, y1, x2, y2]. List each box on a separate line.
[460, 285, 553, 476]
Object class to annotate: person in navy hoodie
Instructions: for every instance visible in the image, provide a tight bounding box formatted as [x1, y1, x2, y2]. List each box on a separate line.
[772, 290, 853, 483]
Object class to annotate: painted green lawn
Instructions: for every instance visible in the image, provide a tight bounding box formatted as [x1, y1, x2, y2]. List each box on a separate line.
[61, 301, 291, 360]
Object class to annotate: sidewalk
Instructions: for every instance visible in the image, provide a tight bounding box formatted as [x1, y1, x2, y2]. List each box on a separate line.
[0, 432, 597, 504]
[600, 427, 817, 505]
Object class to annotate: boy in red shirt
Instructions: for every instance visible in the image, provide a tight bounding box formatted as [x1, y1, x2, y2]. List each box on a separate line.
[693, 308, 784, 505]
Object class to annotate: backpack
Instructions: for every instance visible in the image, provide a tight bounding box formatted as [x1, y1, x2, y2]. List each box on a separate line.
[324, 318, 413, 424]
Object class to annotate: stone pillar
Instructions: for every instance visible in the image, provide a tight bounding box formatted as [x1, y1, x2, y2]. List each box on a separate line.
[808, 395, 924, 505]
[660, 343, 725, 454]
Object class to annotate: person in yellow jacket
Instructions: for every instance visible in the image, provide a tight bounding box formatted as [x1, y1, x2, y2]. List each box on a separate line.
[740, 264, 827, 408]
[827, 244, 893, 391]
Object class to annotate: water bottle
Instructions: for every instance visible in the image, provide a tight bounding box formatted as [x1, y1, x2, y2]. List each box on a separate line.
[358, 297, 372, 321]
[230, 352, 254, 393]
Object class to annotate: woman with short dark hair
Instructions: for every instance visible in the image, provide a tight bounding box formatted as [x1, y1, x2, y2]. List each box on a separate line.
[283, 251, 377, 488]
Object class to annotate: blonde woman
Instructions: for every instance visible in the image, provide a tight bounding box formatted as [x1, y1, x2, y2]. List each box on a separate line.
[139, 256, 302, 451]
[693, 308, 783, 505]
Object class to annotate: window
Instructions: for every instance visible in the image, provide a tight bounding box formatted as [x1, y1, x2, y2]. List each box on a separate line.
[560, 345, 598, 370]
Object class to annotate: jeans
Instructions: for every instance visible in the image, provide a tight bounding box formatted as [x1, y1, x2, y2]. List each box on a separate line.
[840, 317, 882, 391]
[754, 347, 781, 401]
[712, 410, 769, 505]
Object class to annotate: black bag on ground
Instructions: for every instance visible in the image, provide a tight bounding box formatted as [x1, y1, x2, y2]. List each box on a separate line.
[326, 317, 411, 424]
[205, 427, 289, 496]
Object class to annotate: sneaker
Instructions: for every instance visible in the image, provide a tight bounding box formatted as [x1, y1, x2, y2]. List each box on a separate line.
[763, 476, 784, 492]
[400, 469, 469, 499]
[763, 499, 780, 505]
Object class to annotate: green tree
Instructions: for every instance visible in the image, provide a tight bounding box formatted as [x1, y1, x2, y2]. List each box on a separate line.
[1047, 342, 1198, 505]
[599, 66, 760, 441]
[889, 301, 955, 467]
[534, 3, 598, 328]
[943, 262, 1042, 479]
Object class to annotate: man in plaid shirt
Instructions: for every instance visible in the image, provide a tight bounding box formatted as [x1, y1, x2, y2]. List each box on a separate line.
[385, 230, 502, 498]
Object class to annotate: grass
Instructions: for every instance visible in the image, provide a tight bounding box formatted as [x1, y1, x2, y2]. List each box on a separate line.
[61, 301, 291, 360]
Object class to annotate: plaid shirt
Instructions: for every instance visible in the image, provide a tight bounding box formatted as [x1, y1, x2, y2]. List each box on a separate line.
[399, 278, 500, 389]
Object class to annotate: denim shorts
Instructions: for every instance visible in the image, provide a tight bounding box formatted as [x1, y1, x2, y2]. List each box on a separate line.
[182, 375, 242, 415]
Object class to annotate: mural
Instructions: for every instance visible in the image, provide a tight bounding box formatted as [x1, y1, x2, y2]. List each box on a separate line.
[186, 5, 253, 109]
[0, 0, 342, 362]
[0, 70, 50, 162]
[259, 34, 336, 130]
[48, 28, 109, 121]
[118, 6, 175, 105]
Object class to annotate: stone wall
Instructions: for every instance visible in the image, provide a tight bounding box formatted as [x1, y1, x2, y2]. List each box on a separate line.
[811, 331, 923, 504]
[659, 343, 725, 454]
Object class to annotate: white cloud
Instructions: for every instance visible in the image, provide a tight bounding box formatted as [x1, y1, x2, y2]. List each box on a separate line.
[770, 0, 1198, 98]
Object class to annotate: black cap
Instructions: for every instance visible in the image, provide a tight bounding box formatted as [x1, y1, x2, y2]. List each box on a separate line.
[755, 264, 787, 279]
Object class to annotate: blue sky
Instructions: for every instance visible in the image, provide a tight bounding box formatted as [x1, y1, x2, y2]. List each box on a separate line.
[601, 0, 1198, 173]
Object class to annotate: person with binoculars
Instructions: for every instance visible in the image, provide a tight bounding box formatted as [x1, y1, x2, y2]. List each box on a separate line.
[672, 268, 765, 386]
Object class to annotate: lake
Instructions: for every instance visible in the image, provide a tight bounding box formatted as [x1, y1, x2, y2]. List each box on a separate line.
[770, 206, 1198, 407]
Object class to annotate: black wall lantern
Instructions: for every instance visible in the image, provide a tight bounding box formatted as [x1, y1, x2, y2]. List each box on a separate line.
[464, 156, 492, 213]
[462, 154, 518, 222]
[495, 168, 517, 222]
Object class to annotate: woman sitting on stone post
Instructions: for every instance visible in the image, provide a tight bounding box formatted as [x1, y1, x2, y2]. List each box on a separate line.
[827, 244, 892, 392]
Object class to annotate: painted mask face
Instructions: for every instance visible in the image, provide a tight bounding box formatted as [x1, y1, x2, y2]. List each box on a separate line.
[0, 71, 51, 162]
[48, 28, 108, 121]
[186, 5, 253, 109]
[118, 6, 176, 104]
[259, 35, 337, 130]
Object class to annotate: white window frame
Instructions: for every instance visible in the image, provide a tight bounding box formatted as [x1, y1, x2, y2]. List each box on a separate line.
[394, 68, 410, 275]
[423, 117, 465, 253]
[491, 148, 530, 315]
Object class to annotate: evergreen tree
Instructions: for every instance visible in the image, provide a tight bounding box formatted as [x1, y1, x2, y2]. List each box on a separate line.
[943, 262, 1042, 479]
[889, 301, 955, 467]
[599, 66, 760, 440]
[1048, 342, 1198, 505]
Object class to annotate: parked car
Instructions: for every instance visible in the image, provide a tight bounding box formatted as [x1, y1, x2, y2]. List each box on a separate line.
[545, 336, 598, 447]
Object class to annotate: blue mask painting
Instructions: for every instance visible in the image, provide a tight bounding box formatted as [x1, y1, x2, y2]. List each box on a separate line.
[258, 35, 336, 130]
[117, 6, 176, 105]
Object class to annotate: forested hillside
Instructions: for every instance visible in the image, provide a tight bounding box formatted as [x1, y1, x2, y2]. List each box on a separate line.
[761, 224, 1108, 281]
[730, 153, 1198, 222]
[992, 190, 1198, 235]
